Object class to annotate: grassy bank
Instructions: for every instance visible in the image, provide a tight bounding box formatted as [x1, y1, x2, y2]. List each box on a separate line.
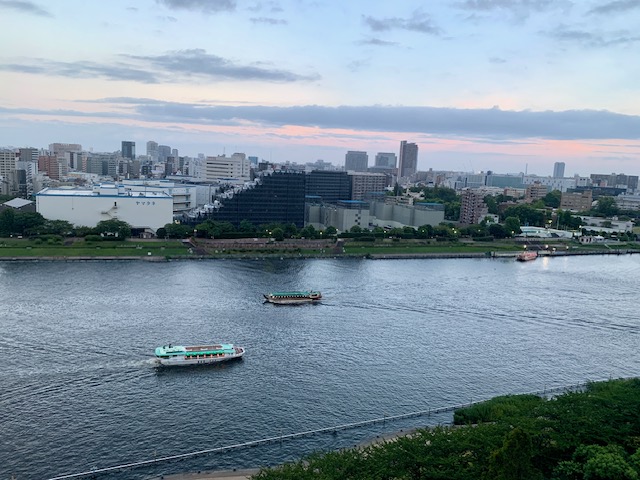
[0, 237, 638, 259]
[252, 378, 640, 480]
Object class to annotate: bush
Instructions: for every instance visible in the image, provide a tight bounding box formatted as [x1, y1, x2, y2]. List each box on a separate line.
[84, 235, 102, 242]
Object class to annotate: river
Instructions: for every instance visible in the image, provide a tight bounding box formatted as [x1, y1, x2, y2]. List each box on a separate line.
[1, 255, 638, 479]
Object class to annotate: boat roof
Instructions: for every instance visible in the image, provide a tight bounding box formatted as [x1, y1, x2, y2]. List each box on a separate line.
[269, 291, 319, 295]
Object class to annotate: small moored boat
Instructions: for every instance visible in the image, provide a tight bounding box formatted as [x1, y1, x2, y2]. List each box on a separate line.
[516, 251, 538, 262]
[263, 291, 322, 305]
[154, 343, 245, 367]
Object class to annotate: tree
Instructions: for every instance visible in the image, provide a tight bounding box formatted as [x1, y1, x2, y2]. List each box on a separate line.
[164, 223, 191, 238]
[349, 225, 362, 234]
[489, 223, 508, 239]
[94, 219, 131, 239]
[544, 190, 562, 208]
[13, 211, 46, 235]
[485, 195, 499, 215]
[595, 197, 619, 217]
[487, 428, 542, 480]
[271, 227, 284, 241]
[324, 226, 337, 236]
[239, 219, 256, 234]
[0, 208, 15, 236]
[504, 216, 521, 236]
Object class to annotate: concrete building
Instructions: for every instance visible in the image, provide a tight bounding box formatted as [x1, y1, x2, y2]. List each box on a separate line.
[459, 188, 488, 225]
[553, 162, 565, 178]
[590, 173, 638, 191]
[49, 143, 82, 156]
[522, 175, 576, 192]
[202, 153, 250, 183]
[321, 200, 371, 232]
[349, 172, 388, 201]
[36, 184, 173, 232]
[0, 150, 16, 194]
[344, 151, 368, 172]
[118, 179, 197, 214]
[560, 190, 593, 212]
[370, 201, 445, 229]
[398, 141, 418, 180]
[525, 181, 548, 203]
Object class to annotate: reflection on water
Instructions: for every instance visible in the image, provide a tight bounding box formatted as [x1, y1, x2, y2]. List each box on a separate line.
[1, 256, 639, 478]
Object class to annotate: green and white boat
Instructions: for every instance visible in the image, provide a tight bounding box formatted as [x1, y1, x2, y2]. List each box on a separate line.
[263, 291, 322, 305]
[154, 343, 245, 367]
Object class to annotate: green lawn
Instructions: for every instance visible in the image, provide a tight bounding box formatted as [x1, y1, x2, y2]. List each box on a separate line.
[0, 239, 192, 257]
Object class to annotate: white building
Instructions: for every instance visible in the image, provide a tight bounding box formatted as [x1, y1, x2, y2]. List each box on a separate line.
[118, 179, 197, 214]
[36, 184, 173, 233]
[201, 153, 250, 183]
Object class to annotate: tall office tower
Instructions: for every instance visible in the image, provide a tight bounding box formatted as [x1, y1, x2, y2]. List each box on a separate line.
[121, 141, 136, 160]
[146, 141, 159, 161]
[306, 170, 352, 204]
[202, 153, 251, 181]
[19, 148, 38, 162]
[374, 152, 397, 169]
[171, 148, 179, 159]
[398, 141, 418, 179]
[553, 162, 565, 178]
[158, 145, 171, 163]
[344, 151, 368, 172]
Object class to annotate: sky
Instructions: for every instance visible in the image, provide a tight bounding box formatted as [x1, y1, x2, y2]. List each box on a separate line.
[1, 0, 640, 176]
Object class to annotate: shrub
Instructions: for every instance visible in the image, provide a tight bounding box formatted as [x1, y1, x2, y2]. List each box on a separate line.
[84, 235, 102, 242]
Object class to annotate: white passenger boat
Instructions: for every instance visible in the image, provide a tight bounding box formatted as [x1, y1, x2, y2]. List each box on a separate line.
[154, 343, 245, 367]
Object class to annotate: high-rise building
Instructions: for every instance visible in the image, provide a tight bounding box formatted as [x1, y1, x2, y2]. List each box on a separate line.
[344, 151, 368, 172]
[459, 188, 488, 225]
[195, 171, 306, 228]
[122, 141, 136, 160]
[158, 145, 171, 163]
[374, 152, 397, 169]
[349, 172, 388, 201]
[398, 141, 418, 179]
[146, 141, 159, 162]
[49, 143, 82, 156]
[0, 149, 18, 195]
[306, 170, 351, 204]
[553, 162, 565, 178]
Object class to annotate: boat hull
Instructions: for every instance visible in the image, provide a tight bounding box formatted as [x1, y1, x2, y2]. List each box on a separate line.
[263, 291, 322, 305]
[155, 347, 245, 367]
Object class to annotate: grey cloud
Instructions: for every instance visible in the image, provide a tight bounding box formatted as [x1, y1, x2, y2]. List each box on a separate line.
[0, 49, 318, 83]
[250, 17, 287, 25]
[489, 56, 507, 63]
[456, 0, 554, 11]
[0, 0, 52, 17]
[587, 0, 640, 15]
[0, 59, 158, 83]
[363, 12, 441, 35]
[356, 38, 399, 47]
[127, 49, 318, 81]
[547, 25, 640, 47]
[100, 99, 640, 141]
[156, 0, 236, 13]
[248, 1, 283, 13]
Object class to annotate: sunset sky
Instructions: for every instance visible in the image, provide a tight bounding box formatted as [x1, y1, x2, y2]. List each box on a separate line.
[1, 0, 640, 176]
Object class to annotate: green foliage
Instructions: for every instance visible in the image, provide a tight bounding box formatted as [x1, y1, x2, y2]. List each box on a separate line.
[271, 227, 284, 241]
[595, 197, 619, 217]
[485, 195, 499, 214]
[489, 223, 508, 239]
[504, 216, 521, 236]
[324, 226, 337, 236]
[544, 190, 562, 208]
[84, 235, 103, 242]
[502, 204, 546, 227]
[254, 379, 640, 480]
[163, 223, 192, 239]
[94, 219, 131, 239]
[454, 395, 544, 425]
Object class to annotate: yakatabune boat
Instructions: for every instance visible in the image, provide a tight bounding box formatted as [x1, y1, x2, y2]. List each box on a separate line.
[516, 251, 538, 262]
[263, 291, 322, 305]
[154, 343, 245, 366]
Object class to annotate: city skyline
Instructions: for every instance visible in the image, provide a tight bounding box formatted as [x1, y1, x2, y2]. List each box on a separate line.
[2, 0, 640, 177]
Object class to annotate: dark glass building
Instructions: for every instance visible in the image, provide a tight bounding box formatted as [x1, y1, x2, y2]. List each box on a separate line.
[305, 170, 352, 205]
[197, 171, 306, 228]
[121, 141, 136, 160]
